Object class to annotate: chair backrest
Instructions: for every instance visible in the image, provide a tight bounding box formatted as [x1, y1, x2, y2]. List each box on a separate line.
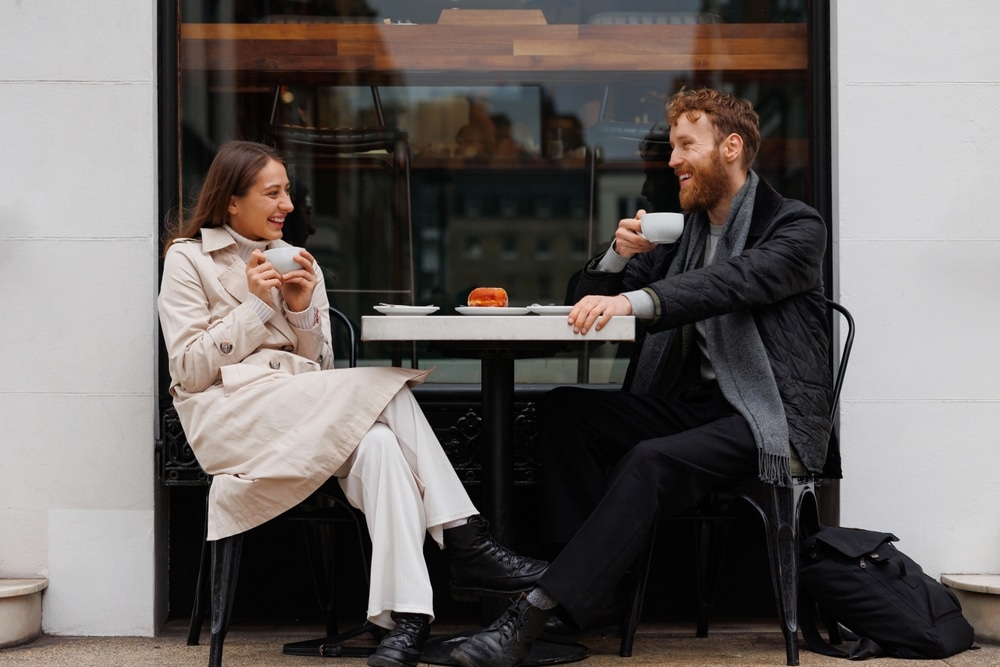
[825, 299, 855, 421]
[329, 306, 360, 368]
[267, 125, 410, 157]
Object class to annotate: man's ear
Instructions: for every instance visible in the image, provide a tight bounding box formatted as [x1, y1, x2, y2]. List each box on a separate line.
[722, 133, 743, 164]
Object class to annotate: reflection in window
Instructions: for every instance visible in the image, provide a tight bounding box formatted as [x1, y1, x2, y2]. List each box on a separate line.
[175, 0, 816, 384]
[464, 236, 482, 260]
[203, 1, 806, 26]
[536, 238, 553, 260]
[501, 235, 518, 260]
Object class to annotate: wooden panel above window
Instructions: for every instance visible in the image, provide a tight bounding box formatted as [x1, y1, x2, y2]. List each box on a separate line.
[181, 22, 807, 83]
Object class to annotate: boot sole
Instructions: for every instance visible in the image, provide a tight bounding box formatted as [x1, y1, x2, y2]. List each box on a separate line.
[450, 647, 478, 667]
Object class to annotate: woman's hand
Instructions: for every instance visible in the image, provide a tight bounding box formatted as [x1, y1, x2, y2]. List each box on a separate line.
[613, 209, 657, 258]
[246, 249, 282, 308]
[277, 248, 318, 313]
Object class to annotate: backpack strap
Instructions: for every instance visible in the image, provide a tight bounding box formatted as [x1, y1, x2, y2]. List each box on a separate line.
[799, 588, 889, 660]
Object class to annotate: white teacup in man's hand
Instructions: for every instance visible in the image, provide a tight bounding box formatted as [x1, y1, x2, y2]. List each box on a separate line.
[263, 246, 306, 274]
[639, 212, 684, 243]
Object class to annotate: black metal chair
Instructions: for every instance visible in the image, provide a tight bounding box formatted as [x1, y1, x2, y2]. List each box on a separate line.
[185, 307, 381, 667]
[618, 299, 855, 665]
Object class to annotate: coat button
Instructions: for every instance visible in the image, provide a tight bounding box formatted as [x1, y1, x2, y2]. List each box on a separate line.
[269, 359, 281, 370]
[220, 342, 233, 354]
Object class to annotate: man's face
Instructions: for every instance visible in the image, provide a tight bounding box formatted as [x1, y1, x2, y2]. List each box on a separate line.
[668, 114, 730, 213]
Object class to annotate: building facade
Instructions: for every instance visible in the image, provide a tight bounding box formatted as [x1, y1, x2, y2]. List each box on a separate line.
[0, 0, 998, 636]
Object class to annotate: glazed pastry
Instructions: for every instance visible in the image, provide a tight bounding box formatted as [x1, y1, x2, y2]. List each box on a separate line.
[467, 287, 509, 308]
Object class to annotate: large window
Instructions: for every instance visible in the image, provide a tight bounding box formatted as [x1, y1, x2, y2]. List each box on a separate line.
[167, 0, 827, 385]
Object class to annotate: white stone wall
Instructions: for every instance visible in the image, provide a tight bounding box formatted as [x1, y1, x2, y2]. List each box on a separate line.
[0, 1, 159, 636]
[833, 1, 1000, 577]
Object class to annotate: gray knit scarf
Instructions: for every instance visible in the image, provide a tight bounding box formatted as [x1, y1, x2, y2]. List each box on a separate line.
[632, 171, 791, 485]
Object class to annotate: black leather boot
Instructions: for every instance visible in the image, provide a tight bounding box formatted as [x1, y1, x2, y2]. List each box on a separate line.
[367, 612, 430, 667]
[451, 594, 551, 667]
[444, 515, 548, 601]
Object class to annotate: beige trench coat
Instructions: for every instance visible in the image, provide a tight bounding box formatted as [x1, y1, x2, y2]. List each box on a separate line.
[158, 226, 428, 540]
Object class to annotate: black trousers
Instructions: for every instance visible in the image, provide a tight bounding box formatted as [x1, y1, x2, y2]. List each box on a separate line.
[535, 384, 759, 629]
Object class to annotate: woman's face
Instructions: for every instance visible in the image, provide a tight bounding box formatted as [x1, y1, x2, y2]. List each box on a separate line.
[227, 158, 293, 241]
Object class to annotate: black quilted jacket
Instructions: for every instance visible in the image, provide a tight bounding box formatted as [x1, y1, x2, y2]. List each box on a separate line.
[576, 176, 840, 478]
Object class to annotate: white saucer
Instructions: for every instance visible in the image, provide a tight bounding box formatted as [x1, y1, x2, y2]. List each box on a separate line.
[528, 305, 573, 316]
[373, 305, 440, 316]
[455, 306, 531, 316]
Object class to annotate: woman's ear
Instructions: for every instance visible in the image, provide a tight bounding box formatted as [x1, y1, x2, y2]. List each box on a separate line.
[228, 196, 239, 216]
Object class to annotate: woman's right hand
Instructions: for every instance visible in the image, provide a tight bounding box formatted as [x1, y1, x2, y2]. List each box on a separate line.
[247, 249, 281, 307]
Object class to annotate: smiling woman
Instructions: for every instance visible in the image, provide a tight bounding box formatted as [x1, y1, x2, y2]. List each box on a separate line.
[227, 158, 294, 242]
[157, 139, 549, 667]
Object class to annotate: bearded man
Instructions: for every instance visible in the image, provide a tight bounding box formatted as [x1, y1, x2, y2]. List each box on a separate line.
[451, 87, 838, 667]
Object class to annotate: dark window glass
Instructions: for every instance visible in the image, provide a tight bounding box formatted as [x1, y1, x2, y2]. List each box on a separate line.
[174, 0, 816, 384]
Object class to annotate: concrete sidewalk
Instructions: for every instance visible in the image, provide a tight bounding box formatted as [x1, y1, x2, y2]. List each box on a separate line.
[1, 621, 998, 667]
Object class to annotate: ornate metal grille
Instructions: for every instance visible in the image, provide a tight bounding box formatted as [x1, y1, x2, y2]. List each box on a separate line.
[155, 392, 544, 488]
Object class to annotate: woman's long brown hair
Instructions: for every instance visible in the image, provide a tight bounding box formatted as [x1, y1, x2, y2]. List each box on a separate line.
[162, 141, 285, 254]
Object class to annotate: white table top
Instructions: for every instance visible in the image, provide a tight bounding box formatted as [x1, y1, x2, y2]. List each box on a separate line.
[361, 314, 635, 342]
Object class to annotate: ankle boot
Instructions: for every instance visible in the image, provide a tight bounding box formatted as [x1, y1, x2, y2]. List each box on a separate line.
[444, 515, 548, 601]
[451, 594, 551, 667]
[367, 612, 430, 667]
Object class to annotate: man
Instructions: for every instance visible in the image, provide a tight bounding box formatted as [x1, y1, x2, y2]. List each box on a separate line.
[451, 88, 836, 667]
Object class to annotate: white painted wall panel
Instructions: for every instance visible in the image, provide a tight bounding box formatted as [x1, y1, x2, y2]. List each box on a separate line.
[0, 1, 152, 82]
[0, 0, 158, 636]
[0, 83, 155, 239]
[836, 2, 1000, 83]
[2, 395, 153, 509]
[0, 239, 155, 394]
[44, 510, 155, 636]
[834, 0, 1000, 581]
[840, 401, 1000, 576]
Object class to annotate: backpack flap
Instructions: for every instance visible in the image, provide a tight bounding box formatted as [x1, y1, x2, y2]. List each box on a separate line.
[810, 526, 897, 559]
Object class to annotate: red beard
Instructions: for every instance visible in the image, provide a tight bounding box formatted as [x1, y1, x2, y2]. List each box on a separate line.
[678, 148, 729, 213]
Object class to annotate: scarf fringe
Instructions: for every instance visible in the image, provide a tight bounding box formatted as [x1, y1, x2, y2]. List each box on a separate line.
[758, 450, 791, 487]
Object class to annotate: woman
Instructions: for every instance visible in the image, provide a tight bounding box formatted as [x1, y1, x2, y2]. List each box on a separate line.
[157, 140, 546, 667]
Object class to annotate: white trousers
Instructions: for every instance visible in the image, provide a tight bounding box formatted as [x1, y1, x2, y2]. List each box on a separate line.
[335, 386, 478, 629]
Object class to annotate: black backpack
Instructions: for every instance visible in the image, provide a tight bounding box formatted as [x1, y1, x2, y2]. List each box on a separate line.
[798, 525, 976, 660]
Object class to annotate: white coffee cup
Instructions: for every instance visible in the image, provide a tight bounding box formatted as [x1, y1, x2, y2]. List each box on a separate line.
[263, 246, 306, 274]
[639, 212, 684, 243]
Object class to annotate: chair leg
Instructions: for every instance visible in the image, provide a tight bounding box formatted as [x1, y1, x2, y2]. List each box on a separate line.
[619, 519, 658, 657]
[282, 493, 384, 658]
[209, 534, 243, 667]
[694, 513, 733, 638]
[301, 515, 340, 637]
[187, 532, 211, 645]
[761, 484, 802, 667]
